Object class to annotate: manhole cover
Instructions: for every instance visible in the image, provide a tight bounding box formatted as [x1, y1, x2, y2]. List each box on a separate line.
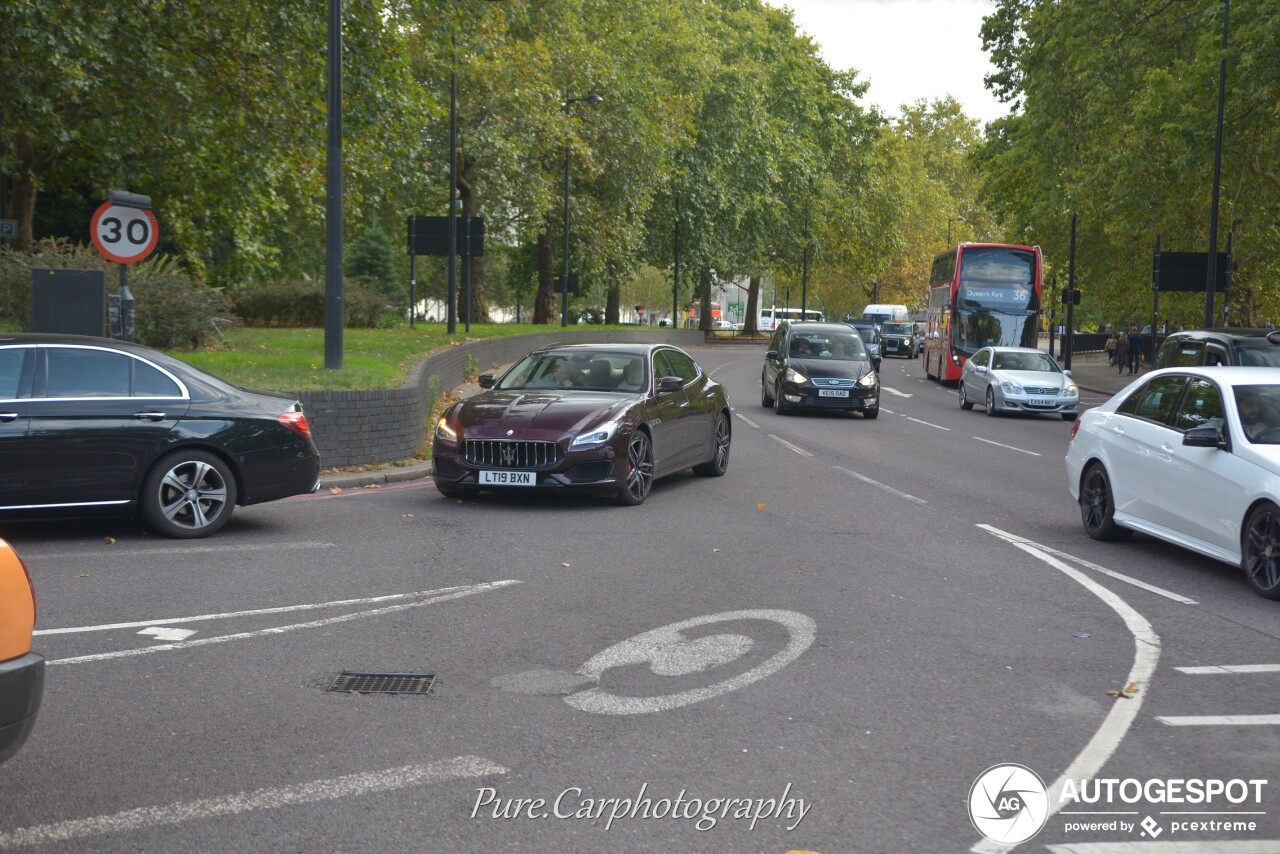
[327, 671, 435, 695]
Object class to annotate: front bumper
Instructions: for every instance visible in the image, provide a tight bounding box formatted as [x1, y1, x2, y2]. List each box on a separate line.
[0, 652, 44, 764]
[780, 383, 878, 411]
[996, 392, 1079, 414]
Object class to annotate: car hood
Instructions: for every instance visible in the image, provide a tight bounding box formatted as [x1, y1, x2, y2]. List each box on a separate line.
[993, 370, 1070, 388]
[790, 358, 875, 381]
[455, 389, 632, 440]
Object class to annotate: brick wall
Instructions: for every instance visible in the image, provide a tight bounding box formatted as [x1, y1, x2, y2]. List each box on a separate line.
[299, 328, 704, 468]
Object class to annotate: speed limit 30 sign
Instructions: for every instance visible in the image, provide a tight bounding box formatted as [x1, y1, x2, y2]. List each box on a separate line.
[91, 201, 159, 264]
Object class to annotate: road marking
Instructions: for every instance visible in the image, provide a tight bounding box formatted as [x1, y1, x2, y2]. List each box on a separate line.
[1175, 664, 1280, 675]
[1156, 714, 1280, 726]
[972, 527, 1160, 854]
[978, 526, 1197, 605]
[906, 416, 950, 430]
[0, 756, 507, 851]
[36, 586, 492, 636]
[1047, 842, 1280, 853]
[47, 581, 521, 666]
[832, 466, 926, 504]
[565, 610, 815, 715]
[972, 436, 1042, 456]
[137, 627, 196, 642]
[882, 387, 913, 398]
[768, 434, 814, 457]
[26, 542, 336, 560]
[735, 413, 761, 430]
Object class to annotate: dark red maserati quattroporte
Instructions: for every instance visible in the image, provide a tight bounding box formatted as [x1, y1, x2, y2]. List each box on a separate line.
[432, 343, 731, 505]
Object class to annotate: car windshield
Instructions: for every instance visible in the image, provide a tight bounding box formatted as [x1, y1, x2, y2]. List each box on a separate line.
[990, 352, 1060, 372]
[790, 333, 866, 360]
[882, 323, 913, 335]
[498, 351, 647, 392]
[1237, 346, 1280, 368]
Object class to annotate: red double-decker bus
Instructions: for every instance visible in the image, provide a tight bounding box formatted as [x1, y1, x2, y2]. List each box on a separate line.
[923, 243, 1043, 383]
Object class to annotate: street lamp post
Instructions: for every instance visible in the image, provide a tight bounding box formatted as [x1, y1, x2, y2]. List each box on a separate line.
[562, 93, 603, 327]
[1205, 0, 1230, 327]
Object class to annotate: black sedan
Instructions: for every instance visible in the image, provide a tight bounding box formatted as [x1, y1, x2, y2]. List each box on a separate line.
[0, 334, 321, 538]
[432, 343, 731, 505]
[762, 322, 880, 417]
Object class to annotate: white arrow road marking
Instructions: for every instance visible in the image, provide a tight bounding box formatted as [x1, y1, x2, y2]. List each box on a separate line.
[137, 627, 196, 642]
[48, 581, 521, 666]
[0, 756, 507, 851]
[881, 386, 913, 398]
[972, 526, 1160, 854]
[36, 585, 494, 636]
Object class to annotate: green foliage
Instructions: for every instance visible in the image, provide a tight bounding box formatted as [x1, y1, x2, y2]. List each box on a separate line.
[0, 240, 234, 349]
[230, 278, 400, 329]
[347, 221, 406, 309]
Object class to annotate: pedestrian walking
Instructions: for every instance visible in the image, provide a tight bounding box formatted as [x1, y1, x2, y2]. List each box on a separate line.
[1114, 330, 1129, 374]
[1127, 326, 1142, 374]
[1104, 333, 1117, 367]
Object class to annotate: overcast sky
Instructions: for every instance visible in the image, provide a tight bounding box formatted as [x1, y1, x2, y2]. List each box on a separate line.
[776, 0, 1008, 125]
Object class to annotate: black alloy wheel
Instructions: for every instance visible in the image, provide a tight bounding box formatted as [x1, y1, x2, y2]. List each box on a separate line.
[694, 413, 731, 477]
[761, 377, 774, 407]
[773, 382, 789, 415]
[142, 450, 237, 538]
[1242, 502, 1280, 599]
[959, 383, 974, 410]
[616, 430, 654, 506]
[1079, 463, 1132, 542]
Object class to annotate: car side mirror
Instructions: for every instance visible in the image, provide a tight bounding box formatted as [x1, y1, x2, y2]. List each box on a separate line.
[765, 350, 779, 360]
[1062, 369, 1072, 377]
[658, 376, 684, 393]
[478, 374, 496, 389]
[975, 366, 987, 374]
[1182, 425, 1225, 449]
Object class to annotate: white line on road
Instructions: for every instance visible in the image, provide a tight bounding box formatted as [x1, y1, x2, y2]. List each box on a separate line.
[978, 526, 1197, 605]
[906, 417, 950, 430]
[881, 387, 913, 398]
[26, 542, 336, 560]
[768, 434, 814, 457]
[1156, 714, 1280, 726]
[832, 467, 926, 504]
[972, 527, 1160, 854]
[735, 413, 761, 430]
[0, 756, 508, 851]
[137, 627, 196, 642]
[1175, 664, 1280, 674]
[973, 436, 1042, 456]
[47, 581, 521, 666]
[1047, 842, 1280, 853]
[36, 585, 489, 636]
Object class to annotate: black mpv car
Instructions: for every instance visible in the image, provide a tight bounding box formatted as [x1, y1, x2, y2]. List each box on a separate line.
[1154, 328, 1280, 369]
[761, 322, 880, 418]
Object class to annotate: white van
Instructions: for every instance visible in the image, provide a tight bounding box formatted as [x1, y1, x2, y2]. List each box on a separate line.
[860, 304, 909, 325]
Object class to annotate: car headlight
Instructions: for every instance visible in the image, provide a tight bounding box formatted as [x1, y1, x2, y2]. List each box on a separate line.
[1064, 383, 1079, 396]
[857, 372, 877, 388]
[434, 416, 458, 441]
[1001, 381, 1023, 394]
[786, 367, 808, 384]
[570, 421, 619, 449]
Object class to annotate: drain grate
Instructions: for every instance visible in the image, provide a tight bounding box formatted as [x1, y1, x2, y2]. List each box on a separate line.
[327, 671, 436, 695]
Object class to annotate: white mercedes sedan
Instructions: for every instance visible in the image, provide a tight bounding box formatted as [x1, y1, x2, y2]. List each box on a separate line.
[1065, 366, 1280, 599]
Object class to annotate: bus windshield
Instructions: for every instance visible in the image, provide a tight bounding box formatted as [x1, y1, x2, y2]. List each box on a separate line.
[953, 248, 1039, 354]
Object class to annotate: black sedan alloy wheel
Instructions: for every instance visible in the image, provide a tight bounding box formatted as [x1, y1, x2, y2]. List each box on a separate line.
[693, 413, 731, 477]
[142, 450, 238, 538]
[1079, 463, 1131, 542]
[617, 431, 655, 506]
[1242, 502, 1280, 600]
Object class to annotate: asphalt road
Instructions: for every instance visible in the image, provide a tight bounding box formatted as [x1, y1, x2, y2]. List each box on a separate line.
[1, 345, 1277, 853]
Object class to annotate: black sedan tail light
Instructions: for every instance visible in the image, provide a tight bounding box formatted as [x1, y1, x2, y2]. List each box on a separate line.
[279, 410, 313, 439]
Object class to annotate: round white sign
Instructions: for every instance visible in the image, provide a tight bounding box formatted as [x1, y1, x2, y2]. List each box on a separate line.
[91, 201, 159, 264]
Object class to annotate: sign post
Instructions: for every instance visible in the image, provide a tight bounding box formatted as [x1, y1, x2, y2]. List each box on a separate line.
[90, 191, 158, 342]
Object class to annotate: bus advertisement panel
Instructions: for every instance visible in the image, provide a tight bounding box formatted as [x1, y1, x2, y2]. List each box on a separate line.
[923, 244, 1042, 383]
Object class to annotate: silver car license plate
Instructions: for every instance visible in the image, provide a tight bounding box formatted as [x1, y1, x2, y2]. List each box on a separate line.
[818, 389, 850, 398]
[480, 470, 536, 486]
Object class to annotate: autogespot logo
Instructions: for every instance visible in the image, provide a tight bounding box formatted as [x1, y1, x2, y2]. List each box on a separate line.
[969, 764, 1050, 844]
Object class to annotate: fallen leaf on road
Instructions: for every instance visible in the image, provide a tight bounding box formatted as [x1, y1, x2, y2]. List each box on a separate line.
[713, 548, 720, 553]
[104, 536, 116, 545]
[757, 502, 766, 511]
[78, 573, 90, 578]
[363, 483, 380, 489]
[401, 514, 414, 518]
[561, 562, 571, 568]
[797, 565, 804, 573]
[329, 487, 342, 495]
[1106, 682, 1140, 699]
